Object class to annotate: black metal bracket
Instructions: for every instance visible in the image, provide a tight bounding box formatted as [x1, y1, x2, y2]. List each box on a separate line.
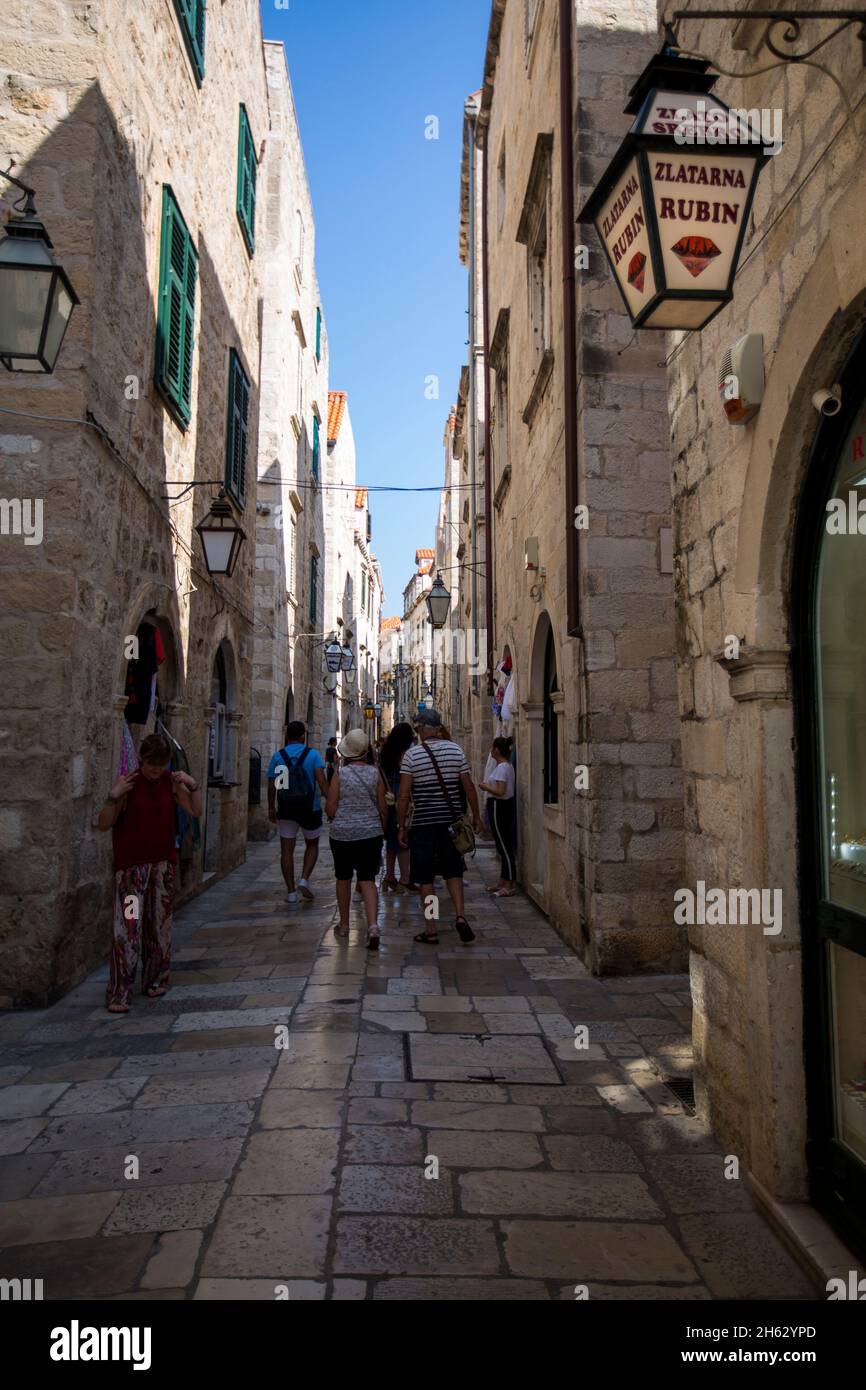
[666, 9, 866, 65]
[1, 162, 37, 215]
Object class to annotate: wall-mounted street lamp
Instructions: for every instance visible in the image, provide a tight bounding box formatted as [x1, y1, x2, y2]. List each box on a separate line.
[578, 43, 777, 331]
[425, 572, 452, 630]
[324, 638, 343, 674]
[195, 489, 246, 577]
[0, 164, 80, 372]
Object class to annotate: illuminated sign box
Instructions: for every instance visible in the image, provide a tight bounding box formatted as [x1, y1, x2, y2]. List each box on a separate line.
[579, 47, 779, 332]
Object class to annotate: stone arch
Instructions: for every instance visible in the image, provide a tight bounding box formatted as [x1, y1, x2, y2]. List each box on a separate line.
[734, 228, 866, 651]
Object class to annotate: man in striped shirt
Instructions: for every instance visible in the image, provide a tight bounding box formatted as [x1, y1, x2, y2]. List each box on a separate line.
[397, 709, 483, 945]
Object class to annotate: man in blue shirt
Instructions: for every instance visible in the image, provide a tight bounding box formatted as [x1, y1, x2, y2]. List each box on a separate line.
[267, 720, 328, 904]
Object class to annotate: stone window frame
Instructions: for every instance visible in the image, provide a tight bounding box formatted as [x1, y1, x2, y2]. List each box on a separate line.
[524, 0, 544, 69]
[490, 306, 511, 509]
[517, 133, 554, 427]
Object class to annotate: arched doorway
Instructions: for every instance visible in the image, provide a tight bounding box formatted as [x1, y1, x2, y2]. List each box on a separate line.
[793, 324, 866, 1258]
[204, 639, 238, 874]
[284, 686, 294, 743]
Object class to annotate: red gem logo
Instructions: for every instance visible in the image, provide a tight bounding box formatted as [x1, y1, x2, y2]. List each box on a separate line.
[627, 251, 646, 294]
[671, 235, 721, 278]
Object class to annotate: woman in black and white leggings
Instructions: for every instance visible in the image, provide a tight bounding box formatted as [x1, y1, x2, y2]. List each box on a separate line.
[480, 737, 517, 897]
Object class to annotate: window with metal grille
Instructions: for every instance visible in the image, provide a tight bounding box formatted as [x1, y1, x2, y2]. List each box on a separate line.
[236, 105, 257, 255]
[225, 349, 250, 508]
[155, 187, 197, 429]
[173, 0, 205, 84]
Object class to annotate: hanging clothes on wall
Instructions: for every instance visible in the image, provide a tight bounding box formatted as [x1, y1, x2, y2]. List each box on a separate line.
[117, 720, 140, 778]
[124, 615, 165, 725]
[500, 674, 515, 728]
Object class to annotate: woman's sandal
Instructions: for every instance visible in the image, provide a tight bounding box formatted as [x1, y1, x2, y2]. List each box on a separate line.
[106, 1003, 130, 1014]
[455, 916, 476, 944]
[382, 878, 399, 892]
[145, 986, 167, 998]
[366, 930, 381, 951]
[413, 931, 439, 944]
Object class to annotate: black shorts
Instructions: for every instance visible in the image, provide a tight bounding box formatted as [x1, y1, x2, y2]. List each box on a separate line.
[330, 834, 383, 882]
[409, 824, 465, 884]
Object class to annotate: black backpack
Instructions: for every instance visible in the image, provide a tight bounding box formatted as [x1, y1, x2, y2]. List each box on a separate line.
[275, 746, 314, 821]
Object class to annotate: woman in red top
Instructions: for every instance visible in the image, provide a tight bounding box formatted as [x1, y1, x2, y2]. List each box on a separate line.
[97, 732, 202, 1013]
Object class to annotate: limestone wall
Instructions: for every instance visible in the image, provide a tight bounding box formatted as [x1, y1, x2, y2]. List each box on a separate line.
[663, 3, 866, 1197]
[0, 0, 269, 1001]
[476, 0, 683, 971]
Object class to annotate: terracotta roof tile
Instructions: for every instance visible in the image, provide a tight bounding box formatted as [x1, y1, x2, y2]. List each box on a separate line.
[415, 548, 435, 561]
[327, 390, 348, 443]
[380, 616, 401, 631]
[355, 487, 368, 509]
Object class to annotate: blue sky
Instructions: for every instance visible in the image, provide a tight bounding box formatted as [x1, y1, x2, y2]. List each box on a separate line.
[259, 0, 490, 615]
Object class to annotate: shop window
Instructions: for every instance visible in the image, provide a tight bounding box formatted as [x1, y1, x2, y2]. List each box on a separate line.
[816, 392, 866, 1167]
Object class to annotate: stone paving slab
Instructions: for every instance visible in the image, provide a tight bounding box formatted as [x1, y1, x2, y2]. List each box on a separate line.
[0, 840, 818, 1302]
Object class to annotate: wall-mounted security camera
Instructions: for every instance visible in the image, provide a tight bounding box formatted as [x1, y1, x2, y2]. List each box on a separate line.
[812, 384, 842, 417]
[719, 334, 764, 425]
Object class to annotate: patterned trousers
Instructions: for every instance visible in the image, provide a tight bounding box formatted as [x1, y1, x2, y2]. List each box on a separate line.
[107, 860, 176, 1008]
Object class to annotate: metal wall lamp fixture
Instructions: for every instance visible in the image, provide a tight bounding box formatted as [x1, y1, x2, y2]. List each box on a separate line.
[665, 11, 866, 65]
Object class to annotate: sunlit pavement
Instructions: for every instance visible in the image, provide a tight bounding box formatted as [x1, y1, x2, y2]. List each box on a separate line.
[0, 841, 815, 1300]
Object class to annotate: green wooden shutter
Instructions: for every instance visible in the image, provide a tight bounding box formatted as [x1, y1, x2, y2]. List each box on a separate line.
[225, 349, 250, 508]
[174, 0, 205, 83]
[312, 414, 320, 482]
[309, 555, 318, 623]
[315, 307, 322, 361]
[155, 187, 197, 428]
[236, 105, 256, 254]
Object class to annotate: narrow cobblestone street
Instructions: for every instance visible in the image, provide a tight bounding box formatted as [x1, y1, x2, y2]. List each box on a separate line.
[0, 845, 814, 1300]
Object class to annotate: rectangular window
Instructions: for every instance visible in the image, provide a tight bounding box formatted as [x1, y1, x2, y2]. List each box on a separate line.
[155, 186, 197, 429]
[312, 413, 320, 482]
[315, 306, 322, 362]
[309, 554, 318, 624]
[236, 105, 257, 255]
[529, 207, 550, 363]
[173, 0, 205, 84]
[361, 570, 367, 613]
[225, 349, 250, 508]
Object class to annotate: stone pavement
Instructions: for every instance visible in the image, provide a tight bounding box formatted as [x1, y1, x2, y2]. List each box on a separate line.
[0, 841, 816, 1301]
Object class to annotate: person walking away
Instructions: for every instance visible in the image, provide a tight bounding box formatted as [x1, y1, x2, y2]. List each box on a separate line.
[97, 731, 202, 1013]
[397, 709, 482, 944]
[379, 722, 418, 893]
[480, 736, 518, 896]
[325, 728, 387, 949]
[325, 736, 338, 785]
[267, 720, 327, 903]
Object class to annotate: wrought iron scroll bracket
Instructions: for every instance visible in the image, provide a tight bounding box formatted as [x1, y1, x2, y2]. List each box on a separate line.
[666, 10, 866, 66]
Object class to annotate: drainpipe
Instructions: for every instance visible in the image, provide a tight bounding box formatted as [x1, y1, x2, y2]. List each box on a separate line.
[481, 108, 495, 698]
[465, 95, 480, 697]
[559, 0, 580, 636]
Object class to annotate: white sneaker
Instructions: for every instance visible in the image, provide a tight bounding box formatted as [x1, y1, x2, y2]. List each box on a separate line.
[298, 879, 314, 901]
[286, 891, 298, 904]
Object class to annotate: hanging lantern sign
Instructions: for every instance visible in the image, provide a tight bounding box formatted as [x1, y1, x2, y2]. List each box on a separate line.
[363, 702, 375, 720]
[578, 45, 778, 332]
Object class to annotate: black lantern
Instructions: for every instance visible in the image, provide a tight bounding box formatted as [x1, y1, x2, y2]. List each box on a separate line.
[425, 572, 452, 630]
[0, 175, 80, 372]
[340, 642, 354, 672]
[195, 489, 246, 577]
[578, 44, 777, 332]
[363, 702, 375, 720]
[324, 638, 343, 674]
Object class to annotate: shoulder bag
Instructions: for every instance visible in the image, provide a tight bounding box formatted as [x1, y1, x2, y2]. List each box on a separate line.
[420, 741, 475, 857]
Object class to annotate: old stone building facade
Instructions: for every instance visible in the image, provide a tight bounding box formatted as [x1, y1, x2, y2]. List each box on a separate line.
[661, 3, 866, 1259]
[319, 395, 383, 744]
[462, 0, 684, 973]
[248, 41, 329, 837]
[0, 0, 270, 1002]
